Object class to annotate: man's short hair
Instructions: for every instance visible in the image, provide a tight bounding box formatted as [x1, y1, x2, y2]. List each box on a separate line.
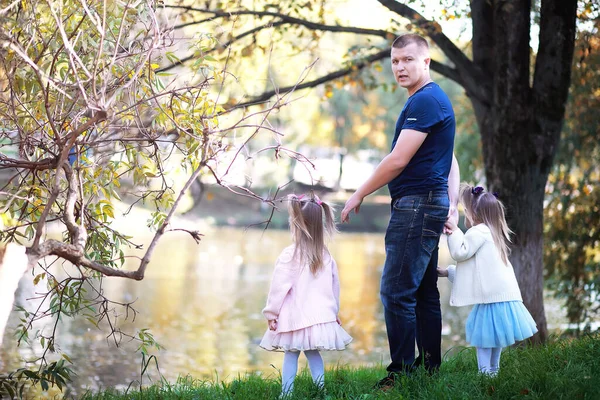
[392, 34, 429, 51]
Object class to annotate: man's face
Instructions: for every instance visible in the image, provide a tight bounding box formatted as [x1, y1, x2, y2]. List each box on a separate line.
[390, 43, 430, 91]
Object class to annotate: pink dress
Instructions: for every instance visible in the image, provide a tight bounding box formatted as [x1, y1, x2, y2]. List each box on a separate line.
[260, 245, 352, 352]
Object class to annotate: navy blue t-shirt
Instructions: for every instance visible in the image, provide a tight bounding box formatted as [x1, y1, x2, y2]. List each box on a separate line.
[387, 82, 455, 200]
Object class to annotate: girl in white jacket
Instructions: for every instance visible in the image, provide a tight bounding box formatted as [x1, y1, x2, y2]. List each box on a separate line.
[438, 184, 537, 376]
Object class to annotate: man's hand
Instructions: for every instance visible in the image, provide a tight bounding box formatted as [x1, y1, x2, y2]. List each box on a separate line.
[444, 205, 458, 234]
[437, 266, 449, 277]
[268, 319, 277, 331]
[341, 193, 364, 223]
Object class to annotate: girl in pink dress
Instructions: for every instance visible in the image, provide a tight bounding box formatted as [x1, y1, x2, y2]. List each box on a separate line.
[260, 193, 352, 396]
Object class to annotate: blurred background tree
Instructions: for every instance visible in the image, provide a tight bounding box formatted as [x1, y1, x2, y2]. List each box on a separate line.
[544, 16, 600, 333]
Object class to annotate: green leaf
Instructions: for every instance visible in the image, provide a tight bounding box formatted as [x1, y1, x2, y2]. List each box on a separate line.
[22, 370, 38, 379]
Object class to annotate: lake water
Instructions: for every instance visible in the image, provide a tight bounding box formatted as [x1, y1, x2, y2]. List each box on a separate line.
[0, 226, 566, 395]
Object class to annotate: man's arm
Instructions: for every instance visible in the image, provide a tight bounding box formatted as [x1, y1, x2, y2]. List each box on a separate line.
[444, 153, 460, 233]
[341, 129, 427, 222]
[448, 153, 460, 206]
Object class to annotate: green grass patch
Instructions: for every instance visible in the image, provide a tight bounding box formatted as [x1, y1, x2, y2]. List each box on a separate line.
[81, 334, 600, 399]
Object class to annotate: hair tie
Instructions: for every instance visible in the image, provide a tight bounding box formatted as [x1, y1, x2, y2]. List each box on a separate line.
[471, 186, 484, 196]
[492, 192, 499, 198]
[292, 193, 323, 206]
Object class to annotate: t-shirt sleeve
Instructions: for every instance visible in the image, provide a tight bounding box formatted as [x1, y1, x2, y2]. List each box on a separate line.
[401, 94, 444, 133]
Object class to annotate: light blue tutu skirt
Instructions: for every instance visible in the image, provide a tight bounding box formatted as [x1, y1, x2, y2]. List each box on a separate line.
[466, 301, 538, 348]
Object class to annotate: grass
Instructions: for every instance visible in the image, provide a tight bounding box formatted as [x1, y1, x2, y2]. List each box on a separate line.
[80, 334, 600, 400]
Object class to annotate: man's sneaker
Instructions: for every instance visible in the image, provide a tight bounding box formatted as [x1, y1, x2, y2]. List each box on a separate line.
[374, 372, 399, 391]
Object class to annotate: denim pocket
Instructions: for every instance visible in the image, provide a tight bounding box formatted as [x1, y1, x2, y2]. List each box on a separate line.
[421, 212, 448, 254]
[392, 197, 417, 211]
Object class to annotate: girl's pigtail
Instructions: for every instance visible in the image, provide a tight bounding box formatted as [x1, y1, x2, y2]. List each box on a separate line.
[492, 198, 513, 265]
[287, 194, 338, 275]
[288, 195, 310, 240]
[458, 183, 475, 224]
[320, 201, 338, 238]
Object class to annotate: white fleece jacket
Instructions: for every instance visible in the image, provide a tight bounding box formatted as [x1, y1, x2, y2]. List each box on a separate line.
[446, 224, 523, 307]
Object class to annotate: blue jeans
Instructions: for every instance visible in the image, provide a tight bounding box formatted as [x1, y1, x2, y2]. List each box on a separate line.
[380, 191, 449, 373]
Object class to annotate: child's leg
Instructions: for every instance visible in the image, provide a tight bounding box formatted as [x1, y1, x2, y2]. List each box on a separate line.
[282, 351, 300, 395]
[304, 350, 325, 388]
[475, 347, 493, 374]
[490, 347, 502, 375]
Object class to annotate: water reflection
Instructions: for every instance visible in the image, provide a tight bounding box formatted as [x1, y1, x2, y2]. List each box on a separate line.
[1, 227, 475, 394]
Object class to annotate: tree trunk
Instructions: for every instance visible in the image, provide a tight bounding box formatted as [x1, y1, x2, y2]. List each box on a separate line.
[484, 117, 550, 343]
[473, 99, 549, 343]
[467, 0, 577, 343]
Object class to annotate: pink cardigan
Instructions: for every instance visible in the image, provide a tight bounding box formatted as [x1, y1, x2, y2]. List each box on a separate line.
[262, 245, 340, 333]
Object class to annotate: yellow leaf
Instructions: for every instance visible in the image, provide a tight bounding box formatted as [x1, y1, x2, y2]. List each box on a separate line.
[0, 211, 11, 226]
[150, 63, 160, 70]
[33, 273, 44, 285]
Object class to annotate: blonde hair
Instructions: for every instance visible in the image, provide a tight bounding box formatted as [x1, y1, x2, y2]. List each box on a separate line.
[459, 184, 513, 265]
[287, 192, 337, 274]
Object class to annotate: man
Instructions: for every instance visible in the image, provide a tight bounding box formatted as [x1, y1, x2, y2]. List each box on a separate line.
[341, 33, 459, 388]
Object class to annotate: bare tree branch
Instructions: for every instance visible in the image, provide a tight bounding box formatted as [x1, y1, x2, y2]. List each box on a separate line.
[162, 3, 467, 105]
[26, 240, 140, 278]
[159, 5, 393, 72]
[231, 49, 390, 109]
[134, 162, 205, 280]
[160, 20, 286, 72]
[0, 156, 57, 170]
[0, 0, 20, 15]
[32, 109, 107, 249]
[165, 5, 393, 37]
